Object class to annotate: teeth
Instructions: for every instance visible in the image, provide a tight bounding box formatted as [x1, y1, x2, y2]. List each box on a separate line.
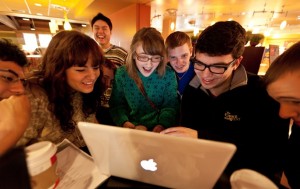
[83, 82, 93, 85]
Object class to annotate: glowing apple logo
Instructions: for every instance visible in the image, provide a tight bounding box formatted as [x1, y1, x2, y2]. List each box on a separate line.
[140, 159, 157, 171]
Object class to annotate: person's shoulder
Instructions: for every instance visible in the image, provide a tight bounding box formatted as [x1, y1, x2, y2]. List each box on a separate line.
[111, 45, 128, 54]
[166, 65, 177, 74]
[164, 65, 176, 77]
[115, 65, 127, 76]
[246, 73, 264, 88]
[26, 79, 47, 99]
[117, 65, 126, 71]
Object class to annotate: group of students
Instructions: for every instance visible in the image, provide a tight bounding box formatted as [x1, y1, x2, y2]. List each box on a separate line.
[0, 11, 299, 188]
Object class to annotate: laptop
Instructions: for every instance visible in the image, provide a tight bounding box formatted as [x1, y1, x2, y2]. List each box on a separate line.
[77, 122, 236, 189]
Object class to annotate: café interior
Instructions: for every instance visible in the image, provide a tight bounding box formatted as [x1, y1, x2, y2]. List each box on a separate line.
[0, 0, 299, 188]
[0, 0, 300, 76]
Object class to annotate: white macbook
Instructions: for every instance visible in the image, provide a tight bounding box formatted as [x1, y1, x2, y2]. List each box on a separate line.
[77, 122, 236, 189]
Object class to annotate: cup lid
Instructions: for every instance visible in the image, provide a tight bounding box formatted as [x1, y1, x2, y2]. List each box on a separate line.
[230, 169, 278, 189]
[25, 141, 57, 167]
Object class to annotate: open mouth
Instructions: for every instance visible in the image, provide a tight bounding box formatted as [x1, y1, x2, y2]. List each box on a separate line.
[96, 34, 104, 39]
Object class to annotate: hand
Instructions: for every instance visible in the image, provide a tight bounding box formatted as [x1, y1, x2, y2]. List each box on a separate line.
[0, 95, 31, 155]
[122, 121, 135, 129]
[152, 125, 164, 133]
[135, 125, 147, 131]
[160, 127, 198, 139]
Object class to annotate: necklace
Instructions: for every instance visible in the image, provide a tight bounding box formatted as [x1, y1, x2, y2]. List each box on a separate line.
[176, 71, 187, 80]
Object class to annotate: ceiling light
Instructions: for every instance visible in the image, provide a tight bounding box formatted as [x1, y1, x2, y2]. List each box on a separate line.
[63, 11, 72, 30]
[49, 19, 58, 33]
[30, 19, 35, 30]
[280, 20, 287, 30]
[170, 21, 175, 31]
[166, 9, 177, 16]
[30, 23, 35, 30]
[64, 20, 72, 30]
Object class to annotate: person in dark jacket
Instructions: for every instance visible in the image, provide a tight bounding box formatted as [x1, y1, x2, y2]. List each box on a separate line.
[264, 41, 300, 189]
[161, 21, 290, 188]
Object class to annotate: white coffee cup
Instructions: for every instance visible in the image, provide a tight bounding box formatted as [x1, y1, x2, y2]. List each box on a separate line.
[230, 169, 278, 189]
[25, 141, 59, 189]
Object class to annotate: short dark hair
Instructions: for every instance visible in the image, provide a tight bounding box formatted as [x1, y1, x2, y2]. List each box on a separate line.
[195, 21, 246, 59]
[91, 12, 113, 31]
[0, 38, 27, 66]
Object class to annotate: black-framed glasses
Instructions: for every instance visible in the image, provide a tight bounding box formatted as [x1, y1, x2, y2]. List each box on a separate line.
[0, 68, 27, 86]
[135, 53, 163, 63]
[192, 58, 237, 74]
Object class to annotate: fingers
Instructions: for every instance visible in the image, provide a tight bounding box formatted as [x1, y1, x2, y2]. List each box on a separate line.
[160, 127, 198, 139]
[153, 125, 164, 133]
[135, 125, 147, 131]
[122, 121, 135, 129]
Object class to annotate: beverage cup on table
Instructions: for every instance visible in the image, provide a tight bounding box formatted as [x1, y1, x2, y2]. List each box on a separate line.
[25, 141, 59, 189]
[230, 169, 278, 189]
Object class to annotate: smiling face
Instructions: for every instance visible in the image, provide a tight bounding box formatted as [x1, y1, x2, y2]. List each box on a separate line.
[92, 20, 111, 49]
[135, 44, 161, 77]
[0, 61, 26, 100]
[194, 52, 240, 96]
[66, 55, 100, 93]
[167, 43, 192, 74]
[267, 71, 300, 126]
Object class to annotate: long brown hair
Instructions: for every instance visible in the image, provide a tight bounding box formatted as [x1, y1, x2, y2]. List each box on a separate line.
[40, 30, 104, 131]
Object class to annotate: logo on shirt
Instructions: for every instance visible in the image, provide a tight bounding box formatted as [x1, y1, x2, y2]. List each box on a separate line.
[224, 111, 240, 121]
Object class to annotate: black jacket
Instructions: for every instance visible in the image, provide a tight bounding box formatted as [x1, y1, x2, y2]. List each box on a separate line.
[181, 65, 289, 185]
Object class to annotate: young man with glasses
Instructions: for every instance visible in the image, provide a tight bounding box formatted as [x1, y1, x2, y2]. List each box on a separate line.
[0, 39, 31, 188]
[0, 39, 30, 153]
[161, 21, 289, 188]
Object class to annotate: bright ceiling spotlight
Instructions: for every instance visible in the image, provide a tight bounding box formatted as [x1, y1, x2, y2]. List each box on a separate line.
[280, 20, 287, 30]
[63, 12, 72, 31]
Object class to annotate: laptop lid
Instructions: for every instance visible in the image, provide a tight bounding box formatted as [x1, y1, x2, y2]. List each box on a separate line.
[78, 122, 236, 189]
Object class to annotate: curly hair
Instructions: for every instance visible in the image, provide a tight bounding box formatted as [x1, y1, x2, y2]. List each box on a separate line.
[195, 21, 246, 59]
[40, 31, 104, 132]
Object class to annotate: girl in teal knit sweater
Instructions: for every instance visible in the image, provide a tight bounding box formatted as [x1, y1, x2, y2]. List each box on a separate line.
[109, 27, 179, 132]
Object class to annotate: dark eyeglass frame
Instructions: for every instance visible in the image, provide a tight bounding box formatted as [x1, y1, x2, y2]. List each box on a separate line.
[135, 53, 163, 63]
[192, 58, 237, 74]
[0, 68, 27, 86]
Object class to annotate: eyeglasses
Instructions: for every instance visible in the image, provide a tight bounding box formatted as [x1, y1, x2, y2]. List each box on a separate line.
[0, 68, 27, 86]
[192, 58, 237, 74]
[135, 53, 163, 63]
